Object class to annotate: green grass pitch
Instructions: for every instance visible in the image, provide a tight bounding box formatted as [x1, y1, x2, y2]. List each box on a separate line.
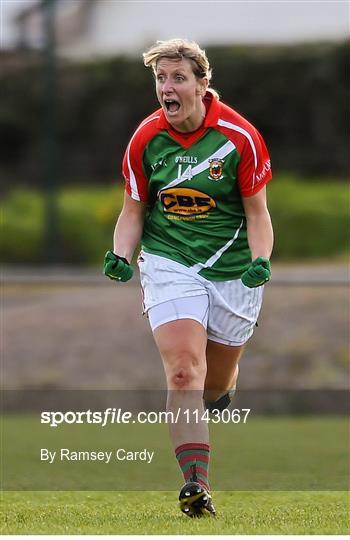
[1, 490, 349, 534]
[2, 414, 349, 533]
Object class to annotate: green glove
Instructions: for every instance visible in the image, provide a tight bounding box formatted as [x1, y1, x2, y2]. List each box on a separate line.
[241, 257, 271, 288]
[103, 250, 133, 282]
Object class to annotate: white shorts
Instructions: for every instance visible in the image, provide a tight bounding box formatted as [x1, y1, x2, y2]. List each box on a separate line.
[138, 251, 264, 346]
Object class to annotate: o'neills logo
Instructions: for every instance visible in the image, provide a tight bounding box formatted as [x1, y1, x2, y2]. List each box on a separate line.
[208, 158, 224, 180]
[159, 188, 216, 216]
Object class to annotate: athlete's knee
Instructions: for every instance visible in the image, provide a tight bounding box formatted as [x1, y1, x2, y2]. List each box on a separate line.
[204, 364, 239, 400]
[167, 351, 206, 389]
[203, 379, 237, 402]
[203, 365, 239, 408]
[203, 388, 226, 403]
[203, 387, 237, 412]
[171, 366, 192, 388]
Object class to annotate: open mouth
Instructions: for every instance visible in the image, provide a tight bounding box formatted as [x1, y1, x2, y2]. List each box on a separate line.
[164, 99, 180, 113]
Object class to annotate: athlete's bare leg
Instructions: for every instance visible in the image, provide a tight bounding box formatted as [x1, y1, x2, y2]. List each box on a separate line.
[153, 319, 208, 446]
[203, 340, 244, 403]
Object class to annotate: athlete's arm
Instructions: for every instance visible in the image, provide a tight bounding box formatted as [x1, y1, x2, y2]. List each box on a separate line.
[242, 186, 273, 261]
[240, 186, 273, 287]
[113, 191, 147, 263]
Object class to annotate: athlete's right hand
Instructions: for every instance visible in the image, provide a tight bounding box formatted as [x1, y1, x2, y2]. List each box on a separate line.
[103, 250, 133, 282]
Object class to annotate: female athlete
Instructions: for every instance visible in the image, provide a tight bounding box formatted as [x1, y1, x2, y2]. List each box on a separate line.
[103, 38, 273, 517]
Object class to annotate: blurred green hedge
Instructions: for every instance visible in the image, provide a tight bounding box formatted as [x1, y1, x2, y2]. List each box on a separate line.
[1, 177, 348, 264]
[268, 176, 349, 259]
[1, 186, 123, 264]
[1, 41, 349, 190]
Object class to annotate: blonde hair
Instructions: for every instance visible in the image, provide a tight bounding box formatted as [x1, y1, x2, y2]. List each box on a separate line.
[143, 38, 219, 100]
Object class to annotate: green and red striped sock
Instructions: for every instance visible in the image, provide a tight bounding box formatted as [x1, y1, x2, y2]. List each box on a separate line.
[175, 443, 210, 491]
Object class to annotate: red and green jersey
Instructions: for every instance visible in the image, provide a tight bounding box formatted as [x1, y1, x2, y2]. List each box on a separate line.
[122, 92, 272, 281]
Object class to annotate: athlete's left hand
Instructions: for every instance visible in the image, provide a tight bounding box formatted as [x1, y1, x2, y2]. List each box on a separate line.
[241, 257, 271, 288]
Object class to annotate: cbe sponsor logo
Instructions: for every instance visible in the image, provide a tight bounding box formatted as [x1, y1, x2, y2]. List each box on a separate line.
[159, 188, 216, 216]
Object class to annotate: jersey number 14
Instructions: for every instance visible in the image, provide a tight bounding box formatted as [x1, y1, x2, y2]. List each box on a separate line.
[177, 164, 193, 182]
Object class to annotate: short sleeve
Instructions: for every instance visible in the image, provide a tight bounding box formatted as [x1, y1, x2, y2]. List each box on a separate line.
[237, 128, 272, 197]
[122, 138, 149, 202]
